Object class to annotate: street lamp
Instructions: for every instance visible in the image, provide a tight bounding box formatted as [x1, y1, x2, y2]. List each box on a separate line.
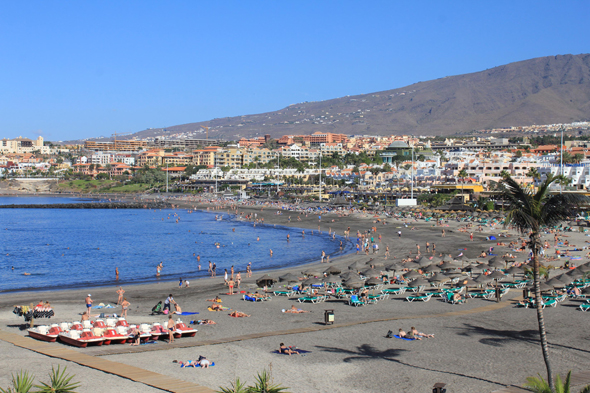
[319, 153, 322, 202]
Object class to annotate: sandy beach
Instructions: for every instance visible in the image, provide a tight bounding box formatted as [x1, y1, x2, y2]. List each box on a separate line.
[1, 197, 589, 393]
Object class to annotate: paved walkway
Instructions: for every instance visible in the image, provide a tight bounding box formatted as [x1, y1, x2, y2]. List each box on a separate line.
[0, 329, 214, 393]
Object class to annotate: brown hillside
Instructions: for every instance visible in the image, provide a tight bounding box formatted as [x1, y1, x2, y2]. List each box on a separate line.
[119, 54, 590, 141]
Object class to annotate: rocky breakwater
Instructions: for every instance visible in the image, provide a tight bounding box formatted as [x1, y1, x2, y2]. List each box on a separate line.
[0, 201, 172, 209]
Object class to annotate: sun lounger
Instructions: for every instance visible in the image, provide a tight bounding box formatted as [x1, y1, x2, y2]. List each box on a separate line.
[501, 282, 526, 289]
[446, 292, 467, 304]
[579, 304, 590, 312]
[404, 285, 425, 293]
[467, 291, 494, 299]
[406, 293, 432, 302]
[368, 294, 387, 301]
[298, 296, 325, 304]
[348, 295, 366, 306]
[381, 288, 406, 295]
[273, 290, 295, 297]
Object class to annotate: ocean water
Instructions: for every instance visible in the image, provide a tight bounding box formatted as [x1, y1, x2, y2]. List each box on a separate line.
[0, 199, 350, 293]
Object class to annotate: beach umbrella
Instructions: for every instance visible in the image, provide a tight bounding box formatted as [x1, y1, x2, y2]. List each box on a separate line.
[439, 262, 458, 270]
[488, 271, 507, 281]
[348, 261, 365, 271]
[385, 263, 404, 271]
[302, 268, 321, 277]
[430, 256, 442, 264]
[361, 268, 381, 278]
[424, 264, 441, 273]
[565, 269, 584, 279]
[303, 277, 321, 286]
[538, 282, 555, 292]
[404, 261, 421, 270]
[442, 255, 453, 263]
[323, 276, 342, 284]
[489, 256, 501, 263]
[340, 272, 359, 280]
[429, 273, 450, 283]
[409, 277, 430, 287]
[446, 272, 464, 278]
[577, 264, 590, 273]
[417, 256, 432, 267]
[323, 266, 341, 275]
[279, 273, 300, 283]
[505, 266, 524, 275]
[370, 261, 385, 268]
[256, 274, 277, 287]
[456, 255, 471, 263]
[555, 274, 574, 285]
[545, 277, 567, 288]
[403, 270, 422, 280]
[343, 279, 364, 289]
[474, 275, 493, 284]
[488, 260, 506, 269]
[365, 277, 382, 286]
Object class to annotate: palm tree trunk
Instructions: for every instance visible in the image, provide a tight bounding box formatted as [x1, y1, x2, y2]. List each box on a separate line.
[531, 231, 554, 390]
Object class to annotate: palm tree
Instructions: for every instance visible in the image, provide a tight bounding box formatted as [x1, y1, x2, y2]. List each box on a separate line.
[497, 174, 588, 390]
[499, 170, 510, 179]
[458, 169, 468, 204]
[528, 167, 541, 186]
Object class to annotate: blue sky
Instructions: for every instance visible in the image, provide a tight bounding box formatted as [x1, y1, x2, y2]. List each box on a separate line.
[0, 1, 588, 141]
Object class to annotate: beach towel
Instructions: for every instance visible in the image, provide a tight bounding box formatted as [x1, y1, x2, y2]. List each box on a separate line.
[176, 312, 199, 315]
[274, 349, 311, 355]
[393, 335, 417, 341]
[488, 236, 497, 241]
[180, 361, 215, 368]
[105, 304, 115, 308]
[208, 306, 229, 312]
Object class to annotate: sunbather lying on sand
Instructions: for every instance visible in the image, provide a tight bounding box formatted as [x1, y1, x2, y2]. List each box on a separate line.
[230, 311, 250, 317]
[399, 328, 421, 340]
[279, 343, 299, 355]
[411, 326, 434, 338]
[207, 296, 222, 303]
[283, 305, 310, 313]
[209, 304, 223, 311]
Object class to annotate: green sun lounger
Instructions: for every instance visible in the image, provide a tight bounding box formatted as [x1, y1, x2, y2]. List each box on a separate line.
[381, 288, 405, 295]
[273, 290, 294, 297]
[348, 295, 365, 306]
[406, 293, 432, 302]
[579, 303, 590, 312]
[298, 296, 325, 304]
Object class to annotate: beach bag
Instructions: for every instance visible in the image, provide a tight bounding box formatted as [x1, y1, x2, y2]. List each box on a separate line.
[386, 330, 394, 338]
[163, 309, 169, 315]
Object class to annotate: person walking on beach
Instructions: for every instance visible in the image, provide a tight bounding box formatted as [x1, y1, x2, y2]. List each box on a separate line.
[224, 269, 228, 285]
[470, 232, 473, 241]
[228, 278, 235, 295]
[115, 267, 119, 280]
[426, 242, 430, 253]
[442, 229, 445, 237]
[85, 294, 93, 316]
[398, 231, 402, 238]
[121, 298, 130, 318]
[212, 263, 217, 277]
[179, 277, 183, 288]
[231, 265, 234, 280]
[167, 315, 175, 344]
[236, 271, 242, 288]
[116, 286, 125, 305]
[321, 251, 326, 263]
[385, 245, 390, 259]
[432, 243, 436, 255]
[208, 261, 212, 273]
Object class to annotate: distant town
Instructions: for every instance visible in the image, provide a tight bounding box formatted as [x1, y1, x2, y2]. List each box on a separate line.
[2, 120, 590, 199]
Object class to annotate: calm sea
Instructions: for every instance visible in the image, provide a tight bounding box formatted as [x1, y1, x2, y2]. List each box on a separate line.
[0, 197, 350, 293]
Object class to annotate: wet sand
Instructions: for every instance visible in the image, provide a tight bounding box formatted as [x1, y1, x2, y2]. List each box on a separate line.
[1, 199, 589, 392]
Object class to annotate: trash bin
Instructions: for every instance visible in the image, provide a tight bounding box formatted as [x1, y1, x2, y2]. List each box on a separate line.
[432, 382, 446, 393]
[324, 309, 334, 325]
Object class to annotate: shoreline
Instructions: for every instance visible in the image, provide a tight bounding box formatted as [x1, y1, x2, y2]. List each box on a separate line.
[0, 198, 355, 298]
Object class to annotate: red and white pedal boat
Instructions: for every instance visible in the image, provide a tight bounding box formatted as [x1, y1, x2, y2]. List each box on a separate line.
[174, 319, 197, 338]
[149, 322, 169, 340]
[28, 324, 61, 342]
[92, 320, 128, 345]
[59, 329, 104, 348]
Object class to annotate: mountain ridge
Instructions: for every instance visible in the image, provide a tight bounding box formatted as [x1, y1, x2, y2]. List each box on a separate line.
[89, 53, 590, 142]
